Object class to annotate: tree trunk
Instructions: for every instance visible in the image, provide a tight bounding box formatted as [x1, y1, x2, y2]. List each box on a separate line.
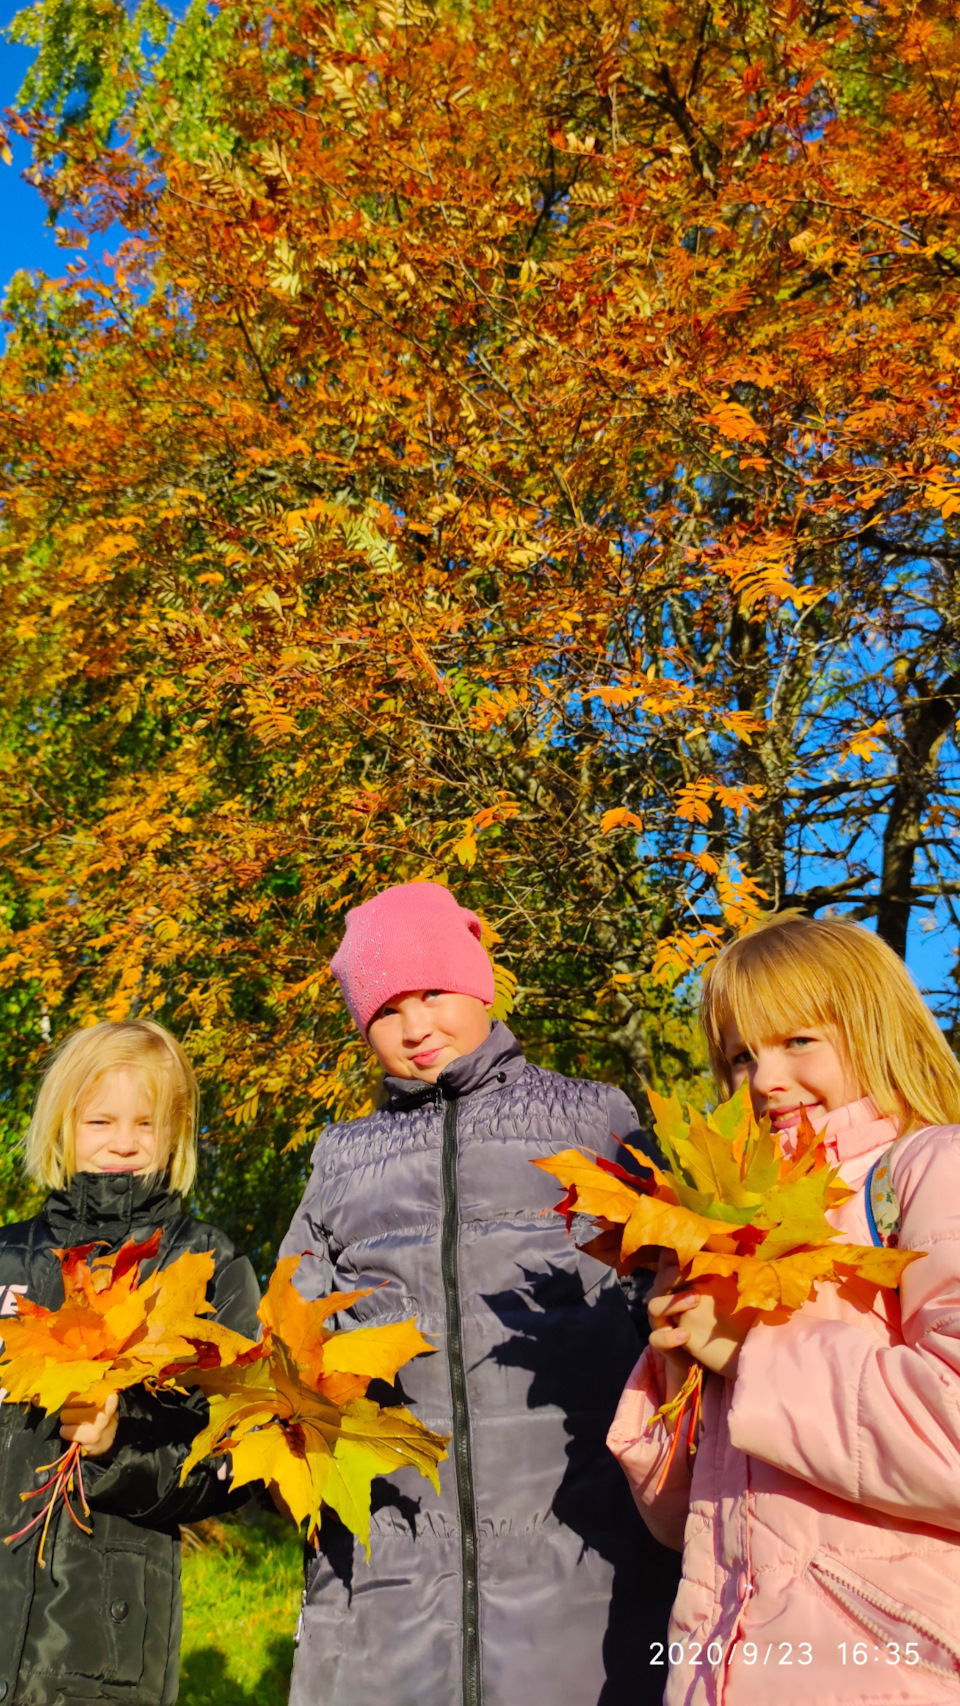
[876, 666, 960, 958]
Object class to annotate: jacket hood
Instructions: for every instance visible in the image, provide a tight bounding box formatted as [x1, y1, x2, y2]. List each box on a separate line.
[383, 1019, 525, 1109]
[43, 1170, 181, 1247]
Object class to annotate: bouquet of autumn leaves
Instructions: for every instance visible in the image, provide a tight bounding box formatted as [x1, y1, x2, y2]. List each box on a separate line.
[534, 1084, 920, 1480]
[0, 1233, 446, 1565]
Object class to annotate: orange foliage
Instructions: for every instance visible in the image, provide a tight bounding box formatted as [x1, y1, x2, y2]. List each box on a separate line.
[0, 0, 959, 1181]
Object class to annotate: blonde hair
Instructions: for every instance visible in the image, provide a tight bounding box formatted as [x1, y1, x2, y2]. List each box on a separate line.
[701, 913, 960, 1131]
[26, 1020, 198, 1193]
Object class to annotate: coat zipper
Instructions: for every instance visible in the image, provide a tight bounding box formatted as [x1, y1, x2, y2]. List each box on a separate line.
[439, 1091, 482, 1706]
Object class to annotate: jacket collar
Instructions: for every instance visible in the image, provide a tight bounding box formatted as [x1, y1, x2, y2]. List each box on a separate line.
[43, 1171, 181, 1247]
[820, 1096, 900, 1165]
[384, 1020, 525, 1109]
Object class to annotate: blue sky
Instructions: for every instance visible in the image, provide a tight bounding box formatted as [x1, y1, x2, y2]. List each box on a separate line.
[1, 31, 63, 277]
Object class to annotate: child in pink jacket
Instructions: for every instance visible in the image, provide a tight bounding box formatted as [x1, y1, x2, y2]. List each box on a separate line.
[608, 913, 960, 1706]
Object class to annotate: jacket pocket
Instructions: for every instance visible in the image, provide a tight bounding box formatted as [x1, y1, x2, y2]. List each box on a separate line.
[100, 1543, 148, 1686]
[19, 1535, 148, 1690]
[807, 1550, 960, 1682]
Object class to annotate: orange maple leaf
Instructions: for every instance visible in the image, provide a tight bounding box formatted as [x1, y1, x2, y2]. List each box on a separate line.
[0, 1231, 250, 1414]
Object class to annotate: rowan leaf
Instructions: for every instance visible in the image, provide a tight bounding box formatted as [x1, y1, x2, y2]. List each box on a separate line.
[1, 0, 959, 1279]
[600, 808, 644, 834]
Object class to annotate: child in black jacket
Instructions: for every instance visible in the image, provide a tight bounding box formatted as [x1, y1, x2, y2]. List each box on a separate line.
[0, 1019, 260, 1706]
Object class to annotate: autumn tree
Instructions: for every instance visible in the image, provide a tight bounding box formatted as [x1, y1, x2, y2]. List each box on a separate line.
[2, 0, 959, 1245]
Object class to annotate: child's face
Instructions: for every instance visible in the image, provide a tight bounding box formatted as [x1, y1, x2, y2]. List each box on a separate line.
[74, 1069, 159, 1175]
[367, 990, 492, 1082]
[722, 1021, 859, 1136]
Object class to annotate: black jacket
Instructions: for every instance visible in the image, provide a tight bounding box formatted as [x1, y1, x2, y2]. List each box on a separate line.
[0, 1172, 260, 1706]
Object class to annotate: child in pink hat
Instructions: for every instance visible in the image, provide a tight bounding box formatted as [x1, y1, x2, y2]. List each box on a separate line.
[330, 880, 496, 1044]
[281, 882, 678, 1706]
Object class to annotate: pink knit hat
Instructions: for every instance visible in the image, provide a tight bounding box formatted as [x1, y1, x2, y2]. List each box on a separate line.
[330, 882, 495, 1036]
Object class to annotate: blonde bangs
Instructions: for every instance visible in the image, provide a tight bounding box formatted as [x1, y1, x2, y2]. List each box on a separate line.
[26, 1020, 198, 1193]
[701, 914, 960, 1131]
[707, 944, 838, 1068]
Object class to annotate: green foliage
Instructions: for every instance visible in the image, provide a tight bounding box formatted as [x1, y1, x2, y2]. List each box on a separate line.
[0, 982, 46, 1227]
[188, 1120, 312, 1285]
[135, 0, 251, 160]
[8, 0, 170, 133]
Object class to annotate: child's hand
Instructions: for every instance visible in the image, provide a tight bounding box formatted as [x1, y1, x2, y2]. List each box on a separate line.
[60, 1391, 119, 1457]
[647, 1258, 695, 1402]
[651, 1271, 757, 1381]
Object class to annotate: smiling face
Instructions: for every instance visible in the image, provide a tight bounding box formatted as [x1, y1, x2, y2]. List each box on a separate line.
[73, 1069, 160, 1175]
[366, 989, 492, 1082]
[722, 1021, 860, 1135]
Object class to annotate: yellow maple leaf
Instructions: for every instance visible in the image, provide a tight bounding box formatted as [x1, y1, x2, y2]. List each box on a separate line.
[534, 1085, 922, 1462]
[181, 1259, 448, 1552]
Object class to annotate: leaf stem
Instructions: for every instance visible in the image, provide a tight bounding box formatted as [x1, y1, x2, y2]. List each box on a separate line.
[4, 1442, 92, 1566]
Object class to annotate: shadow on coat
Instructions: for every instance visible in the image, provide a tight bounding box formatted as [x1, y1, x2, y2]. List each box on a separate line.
[482, 1263, 680, 1706]
[179, 1634, 294, 1706]
[306, 1472, 422, 1604]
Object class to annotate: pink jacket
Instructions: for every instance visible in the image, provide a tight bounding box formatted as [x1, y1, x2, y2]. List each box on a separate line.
[608, 1099, 960, 1705]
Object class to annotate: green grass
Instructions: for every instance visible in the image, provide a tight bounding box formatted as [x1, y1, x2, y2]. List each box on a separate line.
[179, 1513, 302, 1706]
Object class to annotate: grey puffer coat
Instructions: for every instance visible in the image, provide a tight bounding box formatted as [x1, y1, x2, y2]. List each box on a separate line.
[280, 1022, 679, 1706]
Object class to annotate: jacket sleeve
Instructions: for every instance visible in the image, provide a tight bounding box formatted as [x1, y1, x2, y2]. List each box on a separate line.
[727, 1125, 960, 1529]
[607, 1347, 691, 1551]
[278, 1162, 336, 1301]
[205, 1253, 261, 1339]
[83, 1387, 250, 1527]
[85, 1251, 262, 1528]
